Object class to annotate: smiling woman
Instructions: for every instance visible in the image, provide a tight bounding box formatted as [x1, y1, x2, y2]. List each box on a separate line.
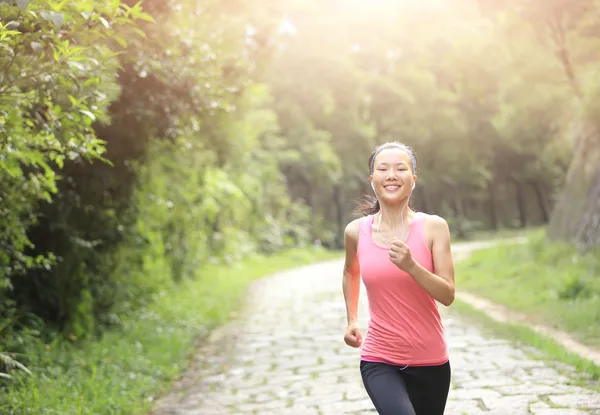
[341, 141, 456, 415]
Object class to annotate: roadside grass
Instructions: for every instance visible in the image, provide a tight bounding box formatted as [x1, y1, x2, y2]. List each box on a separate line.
[454, 225, 541, 242]
[454, 228, 600, 386]
[0, 247, 341, 415]
[455, 229, 600, 349]
[451, 299, 600, 391]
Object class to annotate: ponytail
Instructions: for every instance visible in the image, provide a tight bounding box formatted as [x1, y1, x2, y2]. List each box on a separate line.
[356, 194, 380, 216]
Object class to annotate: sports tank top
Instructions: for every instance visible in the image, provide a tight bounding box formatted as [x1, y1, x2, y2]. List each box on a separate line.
[357, 212, 448, 366]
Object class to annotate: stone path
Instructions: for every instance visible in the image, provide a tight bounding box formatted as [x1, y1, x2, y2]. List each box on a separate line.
[151, 242, 600, 415]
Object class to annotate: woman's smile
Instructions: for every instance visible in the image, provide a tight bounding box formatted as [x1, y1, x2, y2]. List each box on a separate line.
[383, 184, 401, 192]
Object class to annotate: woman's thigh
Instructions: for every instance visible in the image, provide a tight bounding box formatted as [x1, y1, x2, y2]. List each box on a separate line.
[359, 360, 416, 415]
[403, 361, 451, 415]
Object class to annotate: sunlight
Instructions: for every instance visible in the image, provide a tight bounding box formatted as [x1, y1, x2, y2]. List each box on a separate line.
[344, 0, 389, 7]
[341, 0, 454, 12]
[329, 0, 469, 33]
[278, 18, 297, 35]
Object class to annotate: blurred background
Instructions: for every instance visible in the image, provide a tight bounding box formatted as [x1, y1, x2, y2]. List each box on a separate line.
[1, 0, 599, 413]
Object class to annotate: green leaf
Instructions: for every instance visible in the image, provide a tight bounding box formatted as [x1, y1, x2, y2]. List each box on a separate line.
[99, 16, 110, 30]
[137, 12, 156, 23]
[113, 35, 127, 47]
[0, 352, 31, 375]
[79, 110, 96, 122]
[68, 61, 84, 71]
[132, 27, 146, 38]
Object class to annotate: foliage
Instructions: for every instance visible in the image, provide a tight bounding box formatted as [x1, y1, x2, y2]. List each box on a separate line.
[256, 0, 592, 239]
[456, 230, 600, 348]
[0, 247, 339, 414]
[0, 0, 141, 301]
[0, 350, 31, 380]
[1, 0, 600, 406]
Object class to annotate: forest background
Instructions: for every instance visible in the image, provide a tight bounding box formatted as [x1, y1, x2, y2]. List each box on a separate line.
[1, 0, 599, 412]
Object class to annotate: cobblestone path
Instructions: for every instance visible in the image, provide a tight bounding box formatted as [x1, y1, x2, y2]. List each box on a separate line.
[152, 242, 600, 415]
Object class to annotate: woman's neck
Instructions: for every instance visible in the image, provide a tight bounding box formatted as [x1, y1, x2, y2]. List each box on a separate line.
[377, 204, 414, 230]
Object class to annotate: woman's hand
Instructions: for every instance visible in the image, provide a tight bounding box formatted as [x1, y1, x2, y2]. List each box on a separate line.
[389, 239, 416, 272]
[344, 321, 363, 348]
[393, 215, 455, 306]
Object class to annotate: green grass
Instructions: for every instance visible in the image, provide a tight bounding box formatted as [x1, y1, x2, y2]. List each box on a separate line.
[451, 299, 600, 389]
[454, 225, 541, 242]
[456, 229, 600, 349]
[0, 247, 341, 415]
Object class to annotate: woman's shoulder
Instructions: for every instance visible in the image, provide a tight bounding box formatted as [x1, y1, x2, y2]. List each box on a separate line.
[344, 218, 360, 236]
[418, 212, 451, 245]
[344, 215, 373, 243]
[420, 212, 449, 229]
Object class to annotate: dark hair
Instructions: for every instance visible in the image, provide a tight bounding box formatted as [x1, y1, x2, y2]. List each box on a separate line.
[357, 142, 418, 216]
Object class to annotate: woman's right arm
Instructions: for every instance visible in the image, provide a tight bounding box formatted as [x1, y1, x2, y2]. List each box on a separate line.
[342, 220, 361, 326]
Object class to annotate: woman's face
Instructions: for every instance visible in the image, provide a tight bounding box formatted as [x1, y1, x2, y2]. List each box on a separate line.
[370, 148, 416, 204]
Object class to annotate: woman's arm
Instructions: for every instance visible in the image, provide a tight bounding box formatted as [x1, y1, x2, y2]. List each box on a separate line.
[389, 215, 455, 306]
[342, 220, 361, 325]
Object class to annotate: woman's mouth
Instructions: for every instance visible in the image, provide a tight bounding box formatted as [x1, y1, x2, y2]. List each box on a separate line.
[383, 185, 401, 192]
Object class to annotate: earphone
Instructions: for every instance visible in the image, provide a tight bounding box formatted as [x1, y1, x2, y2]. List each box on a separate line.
[371, 180, 416, 245]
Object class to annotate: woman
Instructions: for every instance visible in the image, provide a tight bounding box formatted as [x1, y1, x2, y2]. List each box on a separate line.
[342, 141, 455, 415]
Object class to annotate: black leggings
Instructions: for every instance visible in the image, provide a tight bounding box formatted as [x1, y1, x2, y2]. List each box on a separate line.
[360, 360, 451, 415]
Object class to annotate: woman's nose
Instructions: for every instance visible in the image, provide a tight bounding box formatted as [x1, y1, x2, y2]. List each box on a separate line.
[386, 169, 399, 179]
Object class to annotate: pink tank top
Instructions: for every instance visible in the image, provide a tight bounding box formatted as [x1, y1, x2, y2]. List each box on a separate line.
[357, 212, 448, 366]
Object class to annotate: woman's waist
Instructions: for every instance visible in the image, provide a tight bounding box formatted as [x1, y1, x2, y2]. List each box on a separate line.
[365, 318, 446, 343]
[367, 301, 443, 329]
[360, 351, 449, 367]
[364, 308, 446, 349]
[361, 325, 448, 364]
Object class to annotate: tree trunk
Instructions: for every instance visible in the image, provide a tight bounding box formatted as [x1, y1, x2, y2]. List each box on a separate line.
[548, 122, 600, 251]
[574, 172, 600, 252]
[549, 8, 582, 99]
[452, 189, 468, 239]
[419, 188, 430, 213]
[513, 178, 527, 228]
[488, 181, 498, 230]
[333, 184, 344, 248]
[531, 181, 550, 223]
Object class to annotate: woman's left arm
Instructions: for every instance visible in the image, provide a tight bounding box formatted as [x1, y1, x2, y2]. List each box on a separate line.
[390, 215, 455, 306]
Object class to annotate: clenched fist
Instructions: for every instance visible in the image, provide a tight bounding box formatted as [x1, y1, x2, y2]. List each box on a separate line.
[344, 321, 363, 348]
[389, 239, 416, 272]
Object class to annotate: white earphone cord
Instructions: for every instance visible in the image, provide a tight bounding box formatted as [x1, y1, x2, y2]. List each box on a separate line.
[372, 182, 415, 247]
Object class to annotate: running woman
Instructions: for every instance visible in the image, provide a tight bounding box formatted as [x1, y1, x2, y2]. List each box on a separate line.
[342, 141, 456, 415]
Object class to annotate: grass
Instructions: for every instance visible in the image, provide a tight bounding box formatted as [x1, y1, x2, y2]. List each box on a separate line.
[455, 229, 600, 349]
[451, 299, 600, 389]
[0, 247, 342, 415]
[454, 225, 541, 242]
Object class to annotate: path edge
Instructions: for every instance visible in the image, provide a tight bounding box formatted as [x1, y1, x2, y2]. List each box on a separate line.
[455, 289, 600, 366]
[452, 237, 600, 367]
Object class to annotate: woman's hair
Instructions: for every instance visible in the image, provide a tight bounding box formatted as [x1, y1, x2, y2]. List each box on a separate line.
[356, 142, 418, 216]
